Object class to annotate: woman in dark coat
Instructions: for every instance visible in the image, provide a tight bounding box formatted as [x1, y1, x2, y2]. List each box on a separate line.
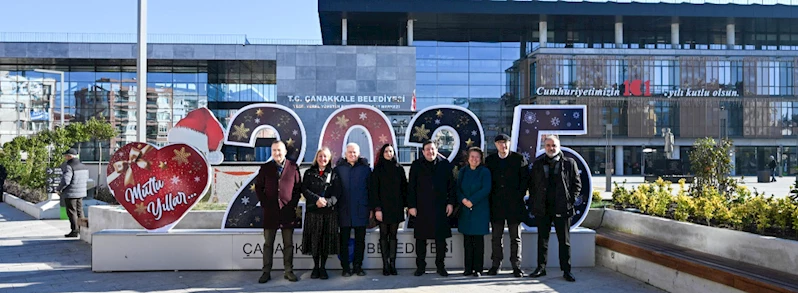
[331, 143, 372, 277]
[407, 141, 456, 277]
[301, 147, 339, 280]
[457, 147, 492, 277]
[369, 144, 408, 276]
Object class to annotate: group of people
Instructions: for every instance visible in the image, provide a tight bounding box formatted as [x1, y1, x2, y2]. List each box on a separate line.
[255, 133, 581, 284]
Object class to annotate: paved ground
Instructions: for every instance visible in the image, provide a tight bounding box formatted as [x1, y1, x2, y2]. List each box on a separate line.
[592, 176, 795, 199]
[0, 202, 665, 293]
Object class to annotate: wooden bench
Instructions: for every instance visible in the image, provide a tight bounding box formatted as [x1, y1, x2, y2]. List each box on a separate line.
[596, 228, 798, 293]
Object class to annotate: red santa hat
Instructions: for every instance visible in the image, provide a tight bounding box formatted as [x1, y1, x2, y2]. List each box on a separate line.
[167, 107, 225, 165]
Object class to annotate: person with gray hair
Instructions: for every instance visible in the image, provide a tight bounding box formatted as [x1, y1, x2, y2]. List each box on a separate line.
[331, 142, 372, 277]
[59, 148, 89, 238]
[527, 134, 581, 282]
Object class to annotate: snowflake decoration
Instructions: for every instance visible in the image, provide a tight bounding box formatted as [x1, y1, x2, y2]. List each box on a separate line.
[171, 176, 180, 184]
[545, 111, 550, 115]
[254, 118, 261, 124]
[525, 129, 530, 134]
[241, 196, 250, 205]
[435, 119, 441, 125]
[575, 196, 583, 206]
[292, 129, 298, 136]
[521, 152, 531, 161]
[573, 112, 580, 119]
[524, 112, 537, 124]
[194, 176, 201, 182]
[471, 130, 477, 136]
[551, 117, 560, 127]
[577, 169, 583, 175]
[576, 210, 581, 215]
[359, 112, 367, 120]
[567, 122, 572, 127]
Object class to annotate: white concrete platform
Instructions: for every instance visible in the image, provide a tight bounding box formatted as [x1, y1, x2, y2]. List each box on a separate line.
[92, 228, 595, 272]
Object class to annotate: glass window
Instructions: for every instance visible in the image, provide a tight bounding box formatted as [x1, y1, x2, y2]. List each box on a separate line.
[469, 47, 502, 60]
[437, 46, 469, 59]
[437, 73, 468, 85]
[417, 59, 437, 72]
[469, 73, 502, 85]
[437, 85, 469, 98]
[417, 72, 437, 85]
[437, 60, 469, 72]
[469, 86, 503, 98]
[469, 60, 502, 73]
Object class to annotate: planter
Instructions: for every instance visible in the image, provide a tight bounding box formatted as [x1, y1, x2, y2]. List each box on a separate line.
[587, 208, 798, 274]
[81, 206, 226, 244]
[2, 193, 60, 219]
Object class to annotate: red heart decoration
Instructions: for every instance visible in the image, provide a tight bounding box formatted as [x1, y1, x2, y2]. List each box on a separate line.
[106, 143, 211, 232]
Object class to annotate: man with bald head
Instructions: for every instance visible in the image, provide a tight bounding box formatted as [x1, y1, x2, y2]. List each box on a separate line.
[256, 140, 302, 284]
[331, 143, 372, 277]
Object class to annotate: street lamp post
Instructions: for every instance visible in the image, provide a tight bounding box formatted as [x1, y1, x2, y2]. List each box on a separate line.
[33, 69, 65, 128]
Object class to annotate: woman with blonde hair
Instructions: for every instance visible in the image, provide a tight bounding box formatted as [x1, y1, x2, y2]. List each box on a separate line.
[301, 147, 339, 280]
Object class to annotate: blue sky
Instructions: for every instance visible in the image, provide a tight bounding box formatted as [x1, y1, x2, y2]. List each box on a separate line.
[0, 0, 321, 40]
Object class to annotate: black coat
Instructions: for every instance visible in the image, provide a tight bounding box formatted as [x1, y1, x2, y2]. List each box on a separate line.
[526, 154, 582, 217]
[254, 160, 302, 229]
[485, 152, 529, 222]
[331, 158, 372, 227]
[302, 165, 337, 214]
[408, 156, 456, 240]
[369, 161, 408, 224]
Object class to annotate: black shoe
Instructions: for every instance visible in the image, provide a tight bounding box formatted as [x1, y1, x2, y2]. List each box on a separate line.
[354, 267, 366, 276]
[414, 268, 425, 276]
[389, 261, 398, 275]
[530, 266, 546, 278]
[258, 273, 271, 283]
[437, 267, 449, 277]
[319, 269, 329, 280]
[64, 232, 78, 238]
[564, 271, 576, 282]
[383, 265, 390, 276]
[473, 271, 482, 277]
[342, 268, 352, 277]
[487, 266, 499, 275]
[310, 268, 320, 279]
[284, 272, 298, 282]
[513, 268, 526, 278]
[463, 270, 473, 276]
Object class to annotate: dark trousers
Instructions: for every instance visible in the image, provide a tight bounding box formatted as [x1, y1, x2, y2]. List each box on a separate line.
[263, 228, 294, 274]
[66, 198, 84, 233]
[339, 226, 366, 269]
[490, 219, 523, 269]
[0, 185, 4, 202]
[379, 223, 400, 262]
[536, 215, 571, 272]
[463, 235, 485, 273]
[415, 238, 447, 269]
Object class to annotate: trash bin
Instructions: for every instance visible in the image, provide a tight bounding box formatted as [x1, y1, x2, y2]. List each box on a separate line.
[757, 170, 771, 183]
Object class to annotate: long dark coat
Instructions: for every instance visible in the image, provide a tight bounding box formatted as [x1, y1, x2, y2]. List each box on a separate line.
[485, 152, 530, 222]
[302, 165, 336, 214]
[255, 159, 302, 229]
[526, 154, 582, 217]
[331, 158, 372, 228]
[457, 166, 491, 236]
[368, 160, 408, 224]
[407, 156, 456, 240]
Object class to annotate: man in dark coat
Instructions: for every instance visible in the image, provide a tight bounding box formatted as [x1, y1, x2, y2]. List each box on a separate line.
[485, 134, 529, 277]
[255, 140, 302, 284]
[408, 140, 456, 277]
[59, 148, 89, 238]
[527, 135, 581, 282]
[331, 143, 372, 277]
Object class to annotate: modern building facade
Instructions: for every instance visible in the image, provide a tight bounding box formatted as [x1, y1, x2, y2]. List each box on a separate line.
[2, 0, 798, 176]
[318, 0, 798, 176]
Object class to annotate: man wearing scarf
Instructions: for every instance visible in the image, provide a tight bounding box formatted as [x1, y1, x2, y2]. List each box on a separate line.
[527, 135, 581, 282]
[255, 140, 302, 284]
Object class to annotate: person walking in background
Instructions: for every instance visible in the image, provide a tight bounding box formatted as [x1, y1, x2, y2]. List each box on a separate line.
[769, 155, 778, 182]
[301, 147, 339, 280]
[369, 144, 408, 276]
[527, 135, 581, 282]
[457, 147, 492, 277]
[407, 140, 456, 277]
[331, 143, 372, 277]
[0, 163, 7, 203]
[255, 141, 302, 284]
[485, 134, 529, 277]
[58, 148, 89, 238]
